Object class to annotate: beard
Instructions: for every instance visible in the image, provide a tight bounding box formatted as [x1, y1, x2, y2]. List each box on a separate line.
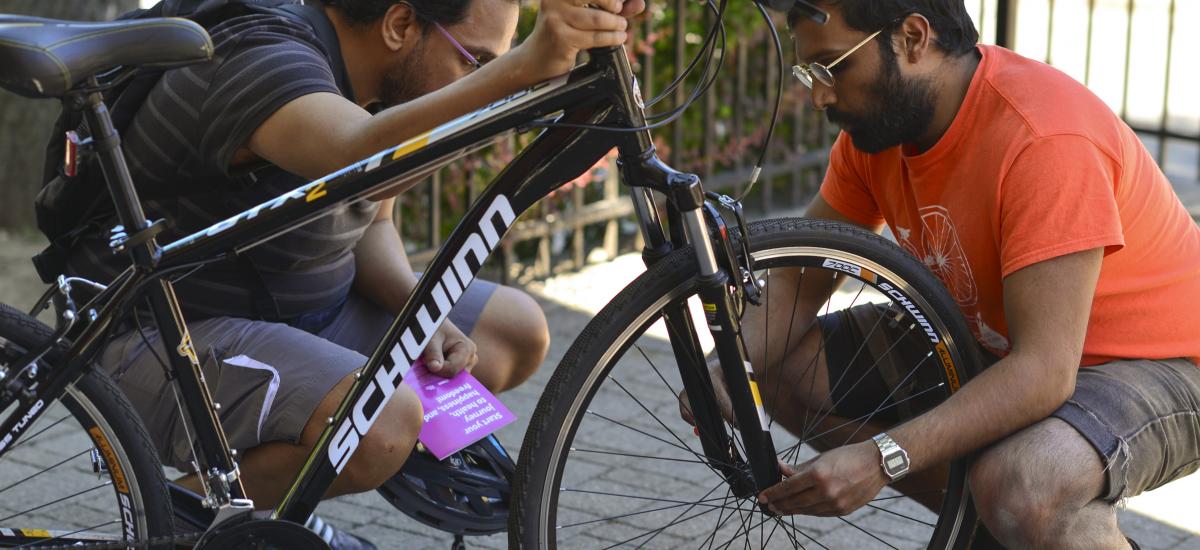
[378, 43, 433, 109]
[826, 48, 937, 154]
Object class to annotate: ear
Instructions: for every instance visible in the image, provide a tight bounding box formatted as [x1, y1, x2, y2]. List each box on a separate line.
[381, 2, 421, 53]
[894, 13, 935, 65]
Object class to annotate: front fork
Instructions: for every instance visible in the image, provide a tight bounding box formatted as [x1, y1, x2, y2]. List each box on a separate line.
[622, 156, 781, 498]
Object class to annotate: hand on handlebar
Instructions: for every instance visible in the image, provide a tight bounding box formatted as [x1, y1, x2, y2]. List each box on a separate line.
[517, 0, 646, 82]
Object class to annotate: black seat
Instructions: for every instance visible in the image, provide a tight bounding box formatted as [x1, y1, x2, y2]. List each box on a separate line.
[0, 15, 212, 99]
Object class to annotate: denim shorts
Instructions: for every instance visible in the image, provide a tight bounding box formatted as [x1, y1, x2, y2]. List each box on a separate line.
[819, 303, 1200, 502]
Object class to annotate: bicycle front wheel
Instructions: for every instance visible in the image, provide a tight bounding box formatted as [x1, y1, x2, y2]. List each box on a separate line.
[0, 303, 174, 547]
[512, 218, 983, 549]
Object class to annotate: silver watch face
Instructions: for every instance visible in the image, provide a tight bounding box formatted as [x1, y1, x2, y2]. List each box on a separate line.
[883, 450, 910, 478]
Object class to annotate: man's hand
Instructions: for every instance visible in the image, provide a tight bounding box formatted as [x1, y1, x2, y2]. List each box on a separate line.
[424, 321, 478, 377]
[677, 360, 737, 426]
[516, 0, 646, 81]
[758, 441, 888, 517]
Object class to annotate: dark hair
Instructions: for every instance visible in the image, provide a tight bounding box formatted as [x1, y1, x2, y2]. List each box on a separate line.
[788, 1, 979, 57]
[321, 0, 473, 29]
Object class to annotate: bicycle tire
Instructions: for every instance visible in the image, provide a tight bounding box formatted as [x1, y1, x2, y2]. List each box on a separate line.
[512, 217, 984, 549]
[0, 302, 174, 547]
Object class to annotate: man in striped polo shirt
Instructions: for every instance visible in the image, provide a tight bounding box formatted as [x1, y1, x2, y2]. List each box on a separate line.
[65, 0, 644, 544]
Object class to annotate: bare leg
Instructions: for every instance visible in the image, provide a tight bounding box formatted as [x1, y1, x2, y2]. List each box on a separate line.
[970, 418, 1129, 549]
[177, 369, 423, 509]
[466, 286, 549, 393]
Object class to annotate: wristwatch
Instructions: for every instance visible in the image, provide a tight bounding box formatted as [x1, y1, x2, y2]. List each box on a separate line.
[872, 432, 910, 482]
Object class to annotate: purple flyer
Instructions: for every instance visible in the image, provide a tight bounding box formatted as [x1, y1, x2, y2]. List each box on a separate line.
[403, 360, 516, 460]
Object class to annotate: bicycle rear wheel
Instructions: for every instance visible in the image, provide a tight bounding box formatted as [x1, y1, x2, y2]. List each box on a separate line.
[0, 303, 174, 547]
[512, 218, 984, 549]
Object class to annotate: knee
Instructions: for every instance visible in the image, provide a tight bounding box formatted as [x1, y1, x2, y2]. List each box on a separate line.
[969, 447, 1061, 547]
[337, 385, 423, 493]
[511, 288, 550, 365]
[491, 287, 550, 382]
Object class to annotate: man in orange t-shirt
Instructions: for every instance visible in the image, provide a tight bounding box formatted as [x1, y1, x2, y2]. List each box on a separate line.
[741, 1, 1200, 548]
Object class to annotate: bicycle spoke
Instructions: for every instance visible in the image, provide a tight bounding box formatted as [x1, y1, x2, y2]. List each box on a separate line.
[789, 278, 870, 447]
[801, 293, 883, 440]
[711, 495, 749, 550]
[798, 332, 928, 447]
[836, 515, 901, 549]
[559, 487, 737, 515]
[0, 482, 110, 524]
[700, 487, 738, 550]
[0, 448, 90, 496]
[714, 512, 774, 550]
[781, 514, 831, 550]
[571, 447, 714, 465]
[869, 489, 944, 503]
[585, 410, 735, 469]
[558, 495, 736, 529]
[864, 503, 935, 528]
[609, 375, 719, 477]
[631, 476, 733, 549]
[596, 502, 725, 550]
[773, 513, 832, 550]
[775, 380, 944, 457]
[832, 352, 934, 448]
[633, 332, 741, 474]
[3, 414, 71, 454]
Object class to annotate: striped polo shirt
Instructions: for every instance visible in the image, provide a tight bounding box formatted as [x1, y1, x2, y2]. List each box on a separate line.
[67, 14, 379, 322]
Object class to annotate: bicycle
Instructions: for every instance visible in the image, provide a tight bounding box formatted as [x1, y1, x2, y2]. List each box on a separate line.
[0, 1, 984, 548]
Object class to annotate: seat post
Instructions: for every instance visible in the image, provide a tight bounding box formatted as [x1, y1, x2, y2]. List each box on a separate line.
[77, 85, 157, 266]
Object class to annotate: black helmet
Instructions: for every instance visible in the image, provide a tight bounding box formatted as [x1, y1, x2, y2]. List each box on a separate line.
[377, 434, 515, 536]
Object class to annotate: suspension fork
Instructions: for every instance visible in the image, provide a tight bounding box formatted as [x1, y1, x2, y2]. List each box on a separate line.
[670, 174, 781, 496]
[607, 42, 779, 494]
[621, 153, 781, 497]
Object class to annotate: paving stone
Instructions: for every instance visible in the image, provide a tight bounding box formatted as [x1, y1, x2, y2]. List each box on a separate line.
[1120, 509, 1192, 550]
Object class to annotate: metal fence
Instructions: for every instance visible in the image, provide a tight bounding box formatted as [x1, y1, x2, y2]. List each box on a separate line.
[399, 0, 1199, 282]
[989, 0, 1200, 182]
[398, 5, 837, 282]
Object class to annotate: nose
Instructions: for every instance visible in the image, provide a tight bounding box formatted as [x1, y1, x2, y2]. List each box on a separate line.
[809, 82, 835, 111]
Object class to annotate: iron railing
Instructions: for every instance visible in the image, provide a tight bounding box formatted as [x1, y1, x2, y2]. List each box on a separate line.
[990, 0, 1199, 182]
[399, 5, 836, 281]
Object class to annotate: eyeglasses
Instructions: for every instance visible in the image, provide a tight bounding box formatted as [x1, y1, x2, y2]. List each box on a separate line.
[433, 22, 482, 71]
[791, 28, 882, 89]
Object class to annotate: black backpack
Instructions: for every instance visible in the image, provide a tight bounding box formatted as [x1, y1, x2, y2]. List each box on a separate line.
[32, 0, 351, 284]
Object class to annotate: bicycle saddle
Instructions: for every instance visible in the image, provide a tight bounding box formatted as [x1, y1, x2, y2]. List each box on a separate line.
[0, 15, 212, 99]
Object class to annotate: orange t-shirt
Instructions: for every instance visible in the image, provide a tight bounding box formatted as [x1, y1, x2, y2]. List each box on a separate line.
[820, 45, 1200, 366]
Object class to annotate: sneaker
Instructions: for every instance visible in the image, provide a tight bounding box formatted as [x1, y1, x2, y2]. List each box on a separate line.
[305, 514, 377, 550]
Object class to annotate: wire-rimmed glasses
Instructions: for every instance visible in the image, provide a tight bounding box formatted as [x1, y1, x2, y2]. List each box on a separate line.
[791, 28, 882, 89]
[433, 21, 482, 71]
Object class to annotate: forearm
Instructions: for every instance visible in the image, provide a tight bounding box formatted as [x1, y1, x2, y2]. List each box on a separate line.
[353, 218, 418, 314]
[255, 47, 541, 182]
[890, 352, 1075, 472]
[343, 47, 534, 165]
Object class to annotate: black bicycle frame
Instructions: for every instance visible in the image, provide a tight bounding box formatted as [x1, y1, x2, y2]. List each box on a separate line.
[0, 45, 781, 529]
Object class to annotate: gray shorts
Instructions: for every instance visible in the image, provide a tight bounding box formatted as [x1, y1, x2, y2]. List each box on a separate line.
[98, 282, 497, 471]
[819, 303, 1200, 502]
